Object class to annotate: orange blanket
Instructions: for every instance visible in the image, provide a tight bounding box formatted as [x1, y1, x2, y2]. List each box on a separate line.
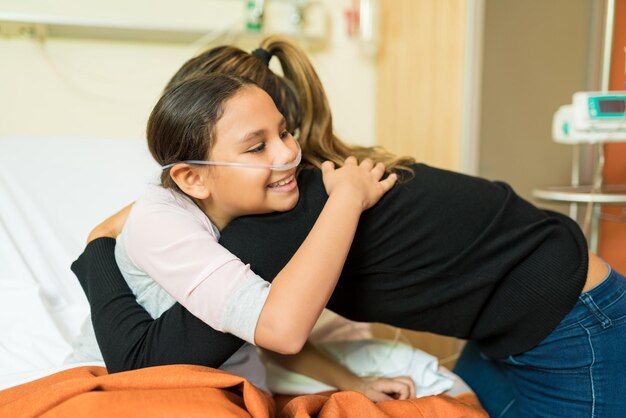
[0, 365, 487, 417]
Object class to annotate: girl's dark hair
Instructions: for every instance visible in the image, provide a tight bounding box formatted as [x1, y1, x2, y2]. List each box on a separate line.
[147, 74, 255, 190]
[165, 44, 301, 140]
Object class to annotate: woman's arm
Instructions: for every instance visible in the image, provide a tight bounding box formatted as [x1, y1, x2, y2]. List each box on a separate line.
[262, 341, 416, 401]
[86, 203, 133, 244]
[72, 238, 244, 372]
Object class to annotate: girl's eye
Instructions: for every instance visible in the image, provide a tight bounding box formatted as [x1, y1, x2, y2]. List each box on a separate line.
[248, 143, 266, 154]
[279, 130, 292, 140]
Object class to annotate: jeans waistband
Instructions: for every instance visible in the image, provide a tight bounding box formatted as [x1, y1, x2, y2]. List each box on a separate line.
[566, 266, 626, 326]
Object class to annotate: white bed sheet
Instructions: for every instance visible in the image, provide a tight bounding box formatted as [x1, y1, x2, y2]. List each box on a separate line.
[0, 135, 158, 388]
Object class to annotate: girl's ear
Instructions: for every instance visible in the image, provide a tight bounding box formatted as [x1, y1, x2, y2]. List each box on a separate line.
[169, 164, 211, 200]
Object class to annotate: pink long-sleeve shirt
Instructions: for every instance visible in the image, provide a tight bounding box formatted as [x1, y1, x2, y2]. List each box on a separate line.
[116, 184, 271, 344]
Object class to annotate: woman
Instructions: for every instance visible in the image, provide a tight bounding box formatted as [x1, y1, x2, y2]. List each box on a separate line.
[74, 36, 626, 416]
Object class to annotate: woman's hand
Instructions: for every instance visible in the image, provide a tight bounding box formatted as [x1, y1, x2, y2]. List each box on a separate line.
[321, 157, 397, 211]
[87, 203, 134, 243]
[351, 375, 417, 402]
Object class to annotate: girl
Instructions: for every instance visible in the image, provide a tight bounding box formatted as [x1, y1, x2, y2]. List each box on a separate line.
[68, 72, 409, 398]
[74, 38, 626, 416]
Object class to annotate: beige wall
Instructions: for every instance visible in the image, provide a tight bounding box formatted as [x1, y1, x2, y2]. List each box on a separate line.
[0, 0, 378, 146]
[478, 0, 593, 211]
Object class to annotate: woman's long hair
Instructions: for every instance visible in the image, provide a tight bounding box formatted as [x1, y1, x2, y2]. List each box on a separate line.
[164, 36, 415, 175]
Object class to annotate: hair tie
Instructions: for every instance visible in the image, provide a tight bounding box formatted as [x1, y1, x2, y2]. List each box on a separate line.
[251, 48, 272, 66]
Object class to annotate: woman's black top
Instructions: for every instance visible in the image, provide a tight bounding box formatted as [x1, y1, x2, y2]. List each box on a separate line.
[71, 164, 588, 373]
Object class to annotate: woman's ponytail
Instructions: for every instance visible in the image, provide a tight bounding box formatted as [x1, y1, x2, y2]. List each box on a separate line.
[261, 36, 415, 176]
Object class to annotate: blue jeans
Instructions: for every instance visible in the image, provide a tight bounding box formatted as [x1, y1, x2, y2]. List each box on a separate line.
[454, 266, 626, 417]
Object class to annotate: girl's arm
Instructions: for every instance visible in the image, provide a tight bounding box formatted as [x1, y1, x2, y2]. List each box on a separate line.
[122, 158, 394, 354]
[262, 341, 416, 402]
[255, 158, 396, 353]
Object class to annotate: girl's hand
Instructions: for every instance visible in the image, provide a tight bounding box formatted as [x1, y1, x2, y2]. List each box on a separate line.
[352, 375, 417, 402]
[321, 157, 398, 211]
[87, 203, 134, 243]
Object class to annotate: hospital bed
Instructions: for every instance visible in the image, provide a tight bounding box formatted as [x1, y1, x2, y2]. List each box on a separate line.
[0, 135, 486, 416]
[0, 136, 156, 386]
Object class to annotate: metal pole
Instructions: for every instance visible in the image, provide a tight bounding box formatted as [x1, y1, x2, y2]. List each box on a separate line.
[590, 0, 616, 252]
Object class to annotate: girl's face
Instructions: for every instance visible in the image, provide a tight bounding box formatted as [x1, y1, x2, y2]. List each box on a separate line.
[201, 85, 301, 229]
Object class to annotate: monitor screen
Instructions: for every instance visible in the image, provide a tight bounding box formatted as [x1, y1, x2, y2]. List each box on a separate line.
[598, 99, 626, 114]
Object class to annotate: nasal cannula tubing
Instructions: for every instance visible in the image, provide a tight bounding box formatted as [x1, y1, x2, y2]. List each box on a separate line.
[161, 145, 302, 172]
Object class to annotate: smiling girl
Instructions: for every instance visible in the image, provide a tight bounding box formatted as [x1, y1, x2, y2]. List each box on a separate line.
[68, 73, 397, 371]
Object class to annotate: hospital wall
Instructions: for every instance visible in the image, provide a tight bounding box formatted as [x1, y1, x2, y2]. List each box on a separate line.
[477, 0, 592, 208]
[376, 0, 467, 172]
[0, 0, 378, 147]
